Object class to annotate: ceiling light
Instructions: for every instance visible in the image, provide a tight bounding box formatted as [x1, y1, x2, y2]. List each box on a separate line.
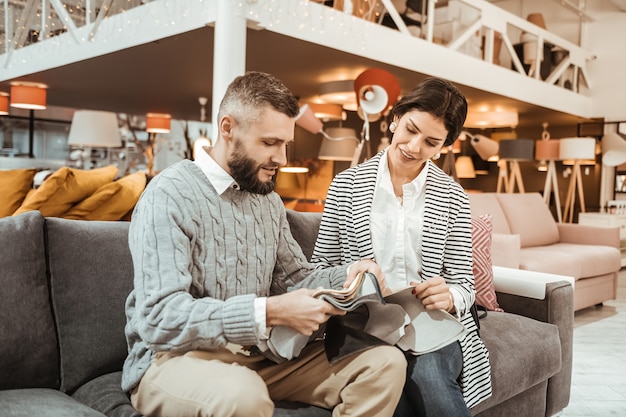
[0, 92, 8, 115]
[317, 80, 357, 111]
[464, 110, 518, 129]
[146, 113, 172, 133]
[10, 82, 47, 110]
[308, 102, 344, 121]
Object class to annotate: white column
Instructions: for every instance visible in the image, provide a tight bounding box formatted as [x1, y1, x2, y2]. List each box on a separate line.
[212, 0, 247, 143]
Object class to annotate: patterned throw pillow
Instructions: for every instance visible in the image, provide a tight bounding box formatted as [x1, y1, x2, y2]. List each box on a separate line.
[471, 213, 503, 312]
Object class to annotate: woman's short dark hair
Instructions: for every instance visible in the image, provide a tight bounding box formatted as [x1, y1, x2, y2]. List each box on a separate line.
[218, 71, 299, 128]
[391, 77, 467, 146]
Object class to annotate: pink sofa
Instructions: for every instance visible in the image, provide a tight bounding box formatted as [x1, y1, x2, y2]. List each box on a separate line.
[468, 192, 620, 311]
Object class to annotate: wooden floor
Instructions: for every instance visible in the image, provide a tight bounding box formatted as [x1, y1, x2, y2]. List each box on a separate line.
[558, 270, 626, 416]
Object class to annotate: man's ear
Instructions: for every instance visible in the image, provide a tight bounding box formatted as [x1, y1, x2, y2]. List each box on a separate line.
[219, 116, 234, 143]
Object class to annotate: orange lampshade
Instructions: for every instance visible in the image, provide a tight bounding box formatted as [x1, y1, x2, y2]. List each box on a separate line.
[535, 139, 560, 160]
[10, 84, 47, 110]
[354, 68, 401, 115]
[146, 113, 171, 133]
[0, 93, 8, 115]
[308, 103, 343, 121]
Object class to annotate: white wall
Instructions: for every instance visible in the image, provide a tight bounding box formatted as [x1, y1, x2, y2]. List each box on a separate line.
[584, 9, 626, 122]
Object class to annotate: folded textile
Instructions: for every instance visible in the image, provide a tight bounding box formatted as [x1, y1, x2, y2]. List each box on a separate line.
[324, 287, 468, 363]
[264, 272, 386, 362]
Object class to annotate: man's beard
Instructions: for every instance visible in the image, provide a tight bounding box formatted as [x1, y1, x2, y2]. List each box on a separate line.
[227, 139, 276, 195]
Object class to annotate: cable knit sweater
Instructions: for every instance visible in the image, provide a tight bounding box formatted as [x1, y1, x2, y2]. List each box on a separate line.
[121, 160, 348, 392]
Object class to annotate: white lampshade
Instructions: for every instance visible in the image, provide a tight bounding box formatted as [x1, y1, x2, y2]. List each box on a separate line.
[318, 127, 359, 161]
[470, 134, 499, 161]
[602, 132, 626, 167]
[68, 110, 122, 147]
[559, 137, 596, 160]
[295, 104, 323, 135]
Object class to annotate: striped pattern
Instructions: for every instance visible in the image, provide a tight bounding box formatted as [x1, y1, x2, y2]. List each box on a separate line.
[312, 152, 492, 408]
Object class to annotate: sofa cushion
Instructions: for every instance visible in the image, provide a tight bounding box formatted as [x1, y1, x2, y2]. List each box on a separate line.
[471, 214, 502, 312]
[495, 193, 560, 248]
[62, 172, 147, 221]
[0, 168, 36, 217]
[474, 312, 561, 411]
[286, 209, 322, 261]
[467, 193, 511, 234]
[0, 388, 106, 417]
[0, 211, 60, 390]
[46, 217, 133, 394]
[72, 372, 142, 417]
[14, 165, 118, 218]
[520, 243, 620, 279]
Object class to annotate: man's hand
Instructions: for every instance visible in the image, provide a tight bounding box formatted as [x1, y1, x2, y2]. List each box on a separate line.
[344, 259, 389, 295]
[410, 276, 455, 313]
[266, 289, 346, 336]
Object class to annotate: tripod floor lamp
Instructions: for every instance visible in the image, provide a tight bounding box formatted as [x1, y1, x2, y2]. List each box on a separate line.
[497, 139, 535, 193]
[535, 135, 562, 222]
[560, 137, 596, 223]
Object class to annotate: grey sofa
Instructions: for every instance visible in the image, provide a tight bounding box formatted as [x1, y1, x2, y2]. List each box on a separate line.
[0, 209, 574, 417]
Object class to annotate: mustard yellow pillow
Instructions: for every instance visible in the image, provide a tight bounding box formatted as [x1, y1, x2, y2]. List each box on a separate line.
[13, 165, 118, 217]
[63, 171, 147, 221]
[0, 169, 36, 217]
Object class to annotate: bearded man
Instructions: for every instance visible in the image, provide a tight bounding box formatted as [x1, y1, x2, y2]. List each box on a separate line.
[121, 71, 406, 417]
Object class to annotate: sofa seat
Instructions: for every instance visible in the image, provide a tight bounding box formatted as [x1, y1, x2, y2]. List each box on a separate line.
[468, 312, 561, 415]
[520, 243, 621, 279]
[0, 388, 106, 417]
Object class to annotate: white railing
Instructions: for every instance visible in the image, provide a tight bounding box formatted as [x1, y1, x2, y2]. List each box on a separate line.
[0, 0, 152, 58]
[377, 0, 593, 94]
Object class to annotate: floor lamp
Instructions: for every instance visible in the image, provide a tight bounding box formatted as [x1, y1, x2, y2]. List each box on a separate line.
[497, 139, 535, 193]
[600, 131, 626, 211]
[560, 137, 596, 223]
[536, 137, 562, 222]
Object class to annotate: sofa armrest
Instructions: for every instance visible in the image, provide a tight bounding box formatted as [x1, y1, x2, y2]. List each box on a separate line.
[557, 223, 620, 248]
[492, 266, 574, 416]
[492, 266, 574, 300]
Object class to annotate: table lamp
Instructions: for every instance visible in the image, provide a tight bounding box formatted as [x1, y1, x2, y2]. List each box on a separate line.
[68, 110, 122, 170]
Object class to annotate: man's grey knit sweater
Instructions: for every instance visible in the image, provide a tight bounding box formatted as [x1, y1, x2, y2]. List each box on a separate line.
[122, 160, 348, 392]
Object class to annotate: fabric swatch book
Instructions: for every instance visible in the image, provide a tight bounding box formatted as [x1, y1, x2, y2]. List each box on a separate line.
[264, 273, 468, 363]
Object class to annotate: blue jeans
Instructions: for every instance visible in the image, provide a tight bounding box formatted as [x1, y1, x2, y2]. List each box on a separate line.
[393, 342, 471, 417]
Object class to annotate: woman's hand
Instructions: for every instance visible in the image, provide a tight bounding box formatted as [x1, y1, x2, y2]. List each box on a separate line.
[343, 259, 389, 296]
[410, 276, 455, 313]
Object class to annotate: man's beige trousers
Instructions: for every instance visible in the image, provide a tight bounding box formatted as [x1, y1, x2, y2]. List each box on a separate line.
[131, 341, 406, 417]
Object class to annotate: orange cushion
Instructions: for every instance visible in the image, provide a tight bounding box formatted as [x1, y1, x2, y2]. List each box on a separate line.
[63, 171, 147, 221]
[13, 165, 118, 217]
[0, 169, 36, 217]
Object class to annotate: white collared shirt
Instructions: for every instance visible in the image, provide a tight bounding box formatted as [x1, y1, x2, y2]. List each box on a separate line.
[371, 150, 427, 290]
[370, 151, 462, 314]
